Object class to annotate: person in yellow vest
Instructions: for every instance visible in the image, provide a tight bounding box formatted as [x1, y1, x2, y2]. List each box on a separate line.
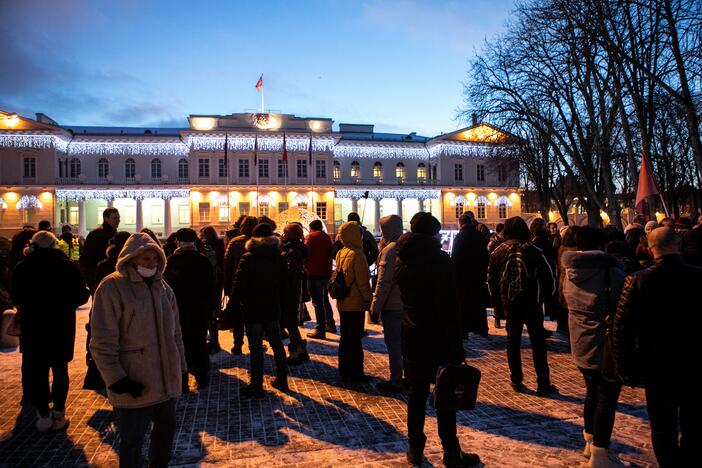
[57, 225, 81, 261]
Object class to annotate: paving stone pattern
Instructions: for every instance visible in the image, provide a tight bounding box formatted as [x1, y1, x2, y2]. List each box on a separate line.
[0, 303, 656, 467]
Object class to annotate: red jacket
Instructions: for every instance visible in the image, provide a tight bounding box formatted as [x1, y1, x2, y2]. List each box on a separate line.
[304, 230, 333, 279]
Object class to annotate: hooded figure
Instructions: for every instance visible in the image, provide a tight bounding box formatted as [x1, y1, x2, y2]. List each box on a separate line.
[370, 215, 405, 390]
[90, 233, 186, 468]
[335, 221, 372, 383]
[11, 230, 89, 432]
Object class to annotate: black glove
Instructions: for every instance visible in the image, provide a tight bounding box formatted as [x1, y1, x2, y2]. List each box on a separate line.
[109, 377, 145, 398]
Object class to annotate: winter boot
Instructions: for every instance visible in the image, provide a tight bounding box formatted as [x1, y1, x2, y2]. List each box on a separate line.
[35, 410, 53, 433]
[442, 450, 481, 467]
[298, 339, 310, 362]
[406, 446, 423, 467]
[287, 343, 303, 365]
[583, 431, 593, 458]
[51, 410, 69, 431]
[588, 445, 625, 468]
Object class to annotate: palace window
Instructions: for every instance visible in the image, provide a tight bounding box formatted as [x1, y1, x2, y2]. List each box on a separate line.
[455, 201, 464, 219]
[477, 201, 486, 219]
[219, 158, 228, 177]
[316, 202, 327, 220]
[238, 159, 249, 178]
[258, 159, 269, 178]
[278, 201, 289, 213]
[417, 163, 426, 182]
[477, 164, 485, 182]
[238, 201, 250, 216]
[97, 158, 109, 179]
[499, 203, 507, 219]
[297, 159, 307, 178]
[218, 204, 230, 222]
[315, 160, 326, 178]
[350, 161, 360, 179]
[23, 157, 36, 178]
[198, 159, 209, 177]
[198, 202, 211, 223]
[498, 165, 507, 183]
[151, 158, 162, 179]
[454, 163, 463, 182]
[333, 161, 341, 181]
[69, 158, 81, 178]
[178, 205, 190, 224]
[373, 162, 383, 181]
[125, 158, 135, 180]
[178, 158, 189, 179]
[259, 200, 269, 217]
[395, 162, 405, 182]
[278, 160, 288, 178]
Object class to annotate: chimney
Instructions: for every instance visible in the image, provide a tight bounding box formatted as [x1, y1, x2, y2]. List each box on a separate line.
[471, 113, 478, 126]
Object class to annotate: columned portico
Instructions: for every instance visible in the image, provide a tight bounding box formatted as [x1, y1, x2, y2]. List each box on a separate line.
[163, 198, 172, 237]
[373, 198, 381, 235]
[78, 200, 86, 237]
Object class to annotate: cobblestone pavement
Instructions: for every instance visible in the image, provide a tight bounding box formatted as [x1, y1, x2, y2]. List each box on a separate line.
[0, 302, 656, 467]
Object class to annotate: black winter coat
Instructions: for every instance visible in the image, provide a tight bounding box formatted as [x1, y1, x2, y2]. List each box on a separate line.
[451, 225, 489, 326]
[280, 239, 310, 325]
[164, 248, 216, 334]
[682, 227, 702, 267]
[232, 236, 287, 324]
[11, 248, 90, 362]
[94, 246, 119, 289]
[395, 233, 464, 382]
[80, 223, 117, 292]
[612, 254, 702, 384]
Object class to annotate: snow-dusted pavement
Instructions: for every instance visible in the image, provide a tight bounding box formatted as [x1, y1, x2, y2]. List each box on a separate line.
[0, 302, 655, 467]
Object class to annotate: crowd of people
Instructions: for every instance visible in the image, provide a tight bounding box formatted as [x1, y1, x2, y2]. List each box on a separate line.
[3, 207, 701, 468]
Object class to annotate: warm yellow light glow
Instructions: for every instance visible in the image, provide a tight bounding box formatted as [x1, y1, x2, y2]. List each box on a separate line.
[288, 191, 298, 201]
[488, 192, 498, 201]
[445, 192, 455, 201]
[247, 191, 258, 200]
[228, 191, 241, 203]
[509, 192, 519, 201]
[190, 191, 202, 202]
[4, 192, 18, 202]
[267, 191, 280, 200]
[548, 211, 556, 222]
[309, 120, 323, 132]
[39, 192, 52, 202]
[459, 124, 505, 143]
[1, 113, 20, 128]
[600, 210, 610, 225]
[325, 191, 334, 199]
[466, 192, 476, 201]
[655, 211, 665, 223]
[190, 117, 217, 131]
[208, 191, 220, 201]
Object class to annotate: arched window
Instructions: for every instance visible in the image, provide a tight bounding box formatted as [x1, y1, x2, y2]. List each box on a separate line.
[373, 162, 383, 181]
[98, 158, 109, 179]
[178, 158, 189, 179]
[350, 161, 360, 179]
[395, 162, 405, 181]
[417, 163, 426, 181]
[151, 158, 162, 179]
[69, 158, 81, 178]
[125, 158, 136, 180]
[333, 161, 341, 180]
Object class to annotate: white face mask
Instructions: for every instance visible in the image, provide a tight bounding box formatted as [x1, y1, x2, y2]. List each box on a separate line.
[137, 265, 158, 278]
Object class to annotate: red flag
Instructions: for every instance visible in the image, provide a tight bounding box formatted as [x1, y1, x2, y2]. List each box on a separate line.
[635, 145, 660, 213]
[255, 74, 263, 91]
[282, 133, 288, 161]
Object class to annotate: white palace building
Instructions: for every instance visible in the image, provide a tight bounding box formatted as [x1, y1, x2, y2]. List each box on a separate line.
[0, 110, 521, 238]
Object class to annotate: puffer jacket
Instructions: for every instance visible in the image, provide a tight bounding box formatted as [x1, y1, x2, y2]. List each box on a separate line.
[334, 222, 372, 312]
[395, 232, 464, 381]
[561, 250, 624, 370]
[232, 235, 287, 324]
[612, 254, 702, 383]
[370, 215, 404, 315]
[90, 233, 187, 409]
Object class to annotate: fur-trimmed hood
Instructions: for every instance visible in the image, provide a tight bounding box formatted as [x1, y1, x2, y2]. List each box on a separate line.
[245, 235, 281, 253]
[115, 233, 167, 280]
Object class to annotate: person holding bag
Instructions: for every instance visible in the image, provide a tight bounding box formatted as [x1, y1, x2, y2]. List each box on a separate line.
[395, 213, 481, 468]
[561, 226, 625, 467]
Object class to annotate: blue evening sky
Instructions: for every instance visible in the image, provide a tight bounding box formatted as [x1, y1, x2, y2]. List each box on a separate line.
[0, 0, 514, 136]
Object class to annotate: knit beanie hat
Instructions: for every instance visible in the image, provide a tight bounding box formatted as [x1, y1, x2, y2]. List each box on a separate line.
[252, 223, 273, 238]
[30, 230, 58, 249]
[409, 212, 441, 236]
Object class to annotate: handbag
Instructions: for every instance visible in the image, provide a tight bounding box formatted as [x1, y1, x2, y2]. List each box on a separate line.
[432, 361, 481, 411]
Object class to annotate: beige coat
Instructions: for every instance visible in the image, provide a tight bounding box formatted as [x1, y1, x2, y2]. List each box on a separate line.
[90, 233, 186, 409]
[335, 222, 372, 312]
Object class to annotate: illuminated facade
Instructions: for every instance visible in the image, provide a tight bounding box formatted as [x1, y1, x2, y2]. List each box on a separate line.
[0, 110, 521, 237]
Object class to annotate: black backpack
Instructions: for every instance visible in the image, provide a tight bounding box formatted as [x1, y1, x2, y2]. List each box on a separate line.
[499, 242, 532, 307]
[328, 252, 354, 300]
